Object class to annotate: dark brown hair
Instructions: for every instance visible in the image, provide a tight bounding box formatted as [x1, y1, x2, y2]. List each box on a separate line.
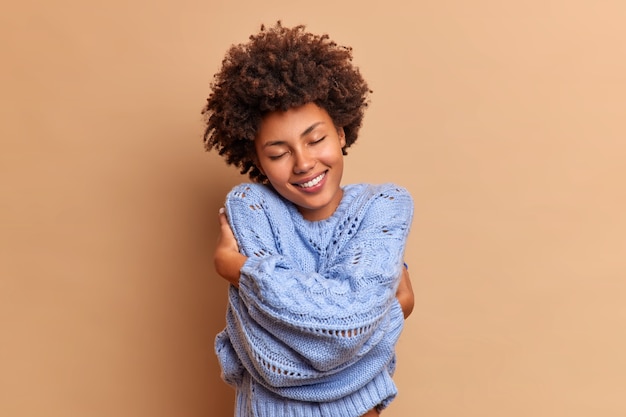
[202, 21, 371, 182]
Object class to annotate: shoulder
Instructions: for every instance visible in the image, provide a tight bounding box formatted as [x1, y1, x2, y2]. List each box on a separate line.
[347, 182, 413, 210]
[371, 182, 412, 201]
[226, 182, 270, 200]
[225, 183, 285, 207]
[335, 183, 414, 245]
[224, 182, 292, 223]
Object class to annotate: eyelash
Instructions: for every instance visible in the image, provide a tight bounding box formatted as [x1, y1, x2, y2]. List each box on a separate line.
[267, 136, 327, 160]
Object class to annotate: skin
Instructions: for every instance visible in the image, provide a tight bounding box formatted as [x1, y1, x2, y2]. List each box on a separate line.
[213, 103, 414, 416]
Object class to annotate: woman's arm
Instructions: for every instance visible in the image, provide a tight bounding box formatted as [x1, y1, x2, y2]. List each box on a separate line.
[216, 205, 414, 320]
[217, 198, 414, 320]
[213, 190, 415, 319]
[219, 183, 413, 322]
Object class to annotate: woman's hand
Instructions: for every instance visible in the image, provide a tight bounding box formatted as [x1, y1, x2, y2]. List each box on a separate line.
[214, 208, 247, 287]
[396, 264, 414, 319]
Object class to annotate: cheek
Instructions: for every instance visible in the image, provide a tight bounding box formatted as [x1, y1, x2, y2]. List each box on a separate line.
[261, 162, 289, 183]
[320, 145, 344, 163]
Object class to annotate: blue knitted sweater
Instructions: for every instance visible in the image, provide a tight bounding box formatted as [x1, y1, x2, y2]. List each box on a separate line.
[215, 182, 414, 417]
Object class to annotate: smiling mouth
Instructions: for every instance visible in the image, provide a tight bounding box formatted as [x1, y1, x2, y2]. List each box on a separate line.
[296, 172, 326, 189]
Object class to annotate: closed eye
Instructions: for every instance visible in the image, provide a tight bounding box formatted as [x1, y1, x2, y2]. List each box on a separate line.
[310, 136, 326, 145]
[268, 152, 288, 160]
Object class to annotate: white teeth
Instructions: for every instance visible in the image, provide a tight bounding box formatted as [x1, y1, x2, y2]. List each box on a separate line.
[298, 172, 325, 188]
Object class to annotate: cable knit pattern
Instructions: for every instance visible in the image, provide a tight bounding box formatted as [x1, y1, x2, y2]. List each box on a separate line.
[215, 182, 414, 417]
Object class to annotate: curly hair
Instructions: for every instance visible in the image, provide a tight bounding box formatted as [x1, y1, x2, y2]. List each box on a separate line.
[202, 21, 371, 183]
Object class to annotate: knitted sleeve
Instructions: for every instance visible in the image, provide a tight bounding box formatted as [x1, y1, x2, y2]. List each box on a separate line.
[224, 183, 413, 398]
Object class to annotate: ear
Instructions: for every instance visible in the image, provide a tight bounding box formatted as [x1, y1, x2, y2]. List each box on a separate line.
[337, 127, 346, 147]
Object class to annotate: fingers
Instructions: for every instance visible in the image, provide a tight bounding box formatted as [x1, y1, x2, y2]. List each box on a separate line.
[216, 207, 238, 250]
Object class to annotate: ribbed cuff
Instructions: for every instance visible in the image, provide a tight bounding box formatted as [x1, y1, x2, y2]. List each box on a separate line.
[319, 370, 397, 416]
[242, 370, 397, 417]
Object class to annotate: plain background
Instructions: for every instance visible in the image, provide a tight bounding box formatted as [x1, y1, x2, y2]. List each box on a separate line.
[1, 1, 625, 416]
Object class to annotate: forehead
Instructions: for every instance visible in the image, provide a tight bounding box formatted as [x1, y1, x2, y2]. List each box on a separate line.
[256, 103, 332, 141]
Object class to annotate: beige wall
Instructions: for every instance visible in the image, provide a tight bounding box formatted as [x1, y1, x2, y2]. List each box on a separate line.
[2, 1, 625, 416]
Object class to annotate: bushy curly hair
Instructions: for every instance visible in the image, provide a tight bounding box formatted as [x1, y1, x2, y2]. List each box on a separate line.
[202, 21, 371, 183]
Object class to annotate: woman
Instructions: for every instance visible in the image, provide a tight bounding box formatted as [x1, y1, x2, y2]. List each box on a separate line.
[203, 22, 414, 417]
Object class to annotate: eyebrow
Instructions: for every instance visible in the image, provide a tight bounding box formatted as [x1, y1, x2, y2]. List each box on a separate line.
[262, 122, 325, 148]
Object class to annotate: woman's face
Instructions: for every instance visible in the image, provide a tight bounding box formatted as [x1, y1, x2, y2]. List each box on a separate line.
[254, 103, 346, 221]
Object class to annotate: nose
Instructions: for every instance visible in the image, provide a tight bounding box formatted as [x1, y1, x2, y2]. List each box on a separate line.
[292, 148, 315, 174]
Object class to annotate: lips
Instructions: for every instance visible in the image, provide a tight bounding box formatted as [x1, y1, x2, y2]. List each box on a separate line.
[295, 172, 326, 189]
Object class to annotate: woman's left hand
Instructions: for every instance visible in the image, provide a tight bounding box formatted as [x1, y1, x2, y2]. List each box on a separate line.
[396, 264, 414, 319]
[214, 208, 247, 287]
